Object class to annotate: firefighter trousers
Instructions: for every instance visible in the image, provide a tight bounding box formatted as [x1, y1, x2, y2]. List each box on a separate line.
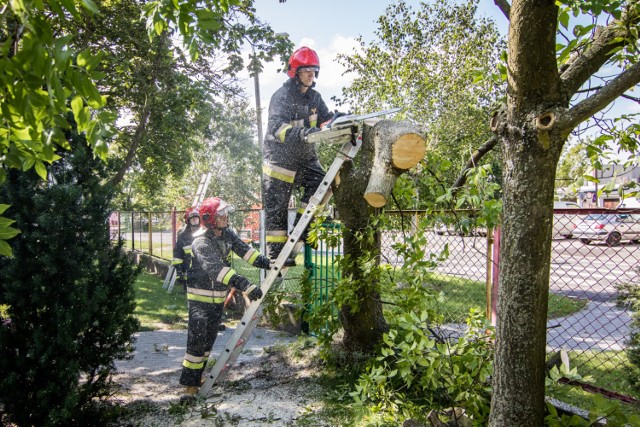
[262, 156, 325, 258]
[179, 299, 223, 387]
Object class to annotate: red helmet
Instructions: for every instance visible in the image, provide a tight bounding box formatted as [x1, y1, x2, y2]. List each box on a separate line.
[287, 46, 320, 79]
[199, 197, 234, 229]
[184, 207, 199, 222]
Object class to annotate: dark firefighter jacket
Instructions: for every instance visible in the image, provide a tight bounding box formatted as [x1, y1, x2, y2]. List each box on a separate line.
[263, 78, 333, 163]
[172, 226, 198, 275]
[188, 227, 270, 304]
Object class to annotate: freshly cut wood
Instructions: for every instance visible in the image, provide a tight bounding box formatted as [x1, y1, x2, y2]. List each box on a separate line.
[363, 120, 425, 208]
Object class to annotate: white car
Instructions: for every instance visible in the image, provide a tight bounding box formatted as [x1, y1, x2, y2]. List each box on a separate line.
[572, 213, 640, 246]
[552, 202, 580, 238]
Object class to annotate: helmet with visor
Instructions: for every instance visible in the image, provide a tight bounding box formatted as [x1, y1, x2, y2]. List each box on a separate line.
[287, 46, 320, 79]
[199, 197, 235, 229]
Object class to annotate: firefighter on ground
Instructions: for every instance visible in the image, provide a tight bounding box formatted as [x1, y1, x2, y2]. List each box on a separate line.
[262, 46, 334, 264]
[172, 207, 201, 292]
[179, 197, 270, 404]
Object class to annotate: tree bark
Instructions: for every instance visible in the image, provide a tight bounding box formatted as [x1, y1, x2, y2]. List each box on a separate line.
[333, 119, 425, 352]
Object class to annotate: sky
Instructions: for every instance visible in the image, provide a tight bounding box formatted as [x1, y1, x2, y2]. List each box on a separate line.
[240, 0, 637, 150]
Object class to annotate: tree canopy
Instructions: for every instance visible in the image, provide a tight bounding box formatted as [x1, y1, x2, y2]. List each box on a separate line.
[0, 0, 293, 254]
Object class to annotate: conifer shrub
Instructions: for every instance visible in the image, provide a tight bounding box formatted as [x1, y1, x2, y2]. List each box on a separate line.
[0, 139, 140, 426]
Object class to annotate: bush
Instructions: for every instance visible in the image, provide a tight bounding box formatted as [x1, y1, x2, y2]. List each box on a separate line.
[0, 140, 140, 426]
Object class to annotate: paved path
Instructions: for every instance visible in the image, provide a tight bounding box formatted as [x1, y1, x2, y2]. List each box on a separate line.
[546, 301, 632, 352]
[114, 324, 297, 377]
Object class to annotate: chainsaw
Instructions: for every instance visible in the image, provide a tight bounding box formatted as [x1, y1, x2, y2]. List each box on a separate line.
[306, 107, 401, 145]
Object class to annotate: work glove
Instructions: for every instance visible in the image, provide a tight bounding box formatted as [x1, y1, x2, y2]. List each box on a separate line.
[299, 127, 320, 143]
[245, 285, 263, 301]
[254, 255, 271, 270]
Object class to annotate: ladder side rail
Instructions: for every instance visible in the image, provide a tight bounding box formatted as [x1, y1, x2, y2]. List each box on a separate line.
[166, 268, 177, 293]
[162, 265, 175, 289]
[195, 172, 212, 208]
[191, 174, 207, 207]
[198, 293, 269, 393]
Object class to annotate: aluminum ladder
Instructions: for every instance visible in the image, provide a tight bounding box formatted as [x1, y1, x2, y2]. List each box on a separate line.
[198, 136, 362, 397]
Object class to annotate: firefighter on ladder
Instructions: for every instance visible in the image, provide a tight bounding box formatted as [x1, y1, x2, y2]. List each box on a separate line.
[179, 197, 270, 404]
[172, 207, 201, 292]
[262, 46, 335, 265]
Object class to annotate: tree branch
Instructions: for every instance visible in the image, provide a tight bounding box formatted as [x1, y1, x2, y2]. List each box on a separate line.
[493, 0, 510, 19]
[560, 27, 628, 96]
[107, 100, 152, 188]
[622, 93, 640, 103]
[561, 8, 640, 97]
[561, 61, 640, 134]
[452, 135, 500, 191]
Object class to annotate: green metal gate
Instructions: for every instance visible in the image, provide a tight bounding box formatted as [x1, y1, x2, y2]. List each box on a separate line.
[302, 222, 342, 334]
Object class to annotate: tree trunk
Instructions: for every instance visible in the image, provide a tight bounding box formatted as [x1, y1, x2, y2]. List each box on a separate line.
[490, 2, 565, 425]
[333, 119, 425, 352]
[489, 118, 564, 426]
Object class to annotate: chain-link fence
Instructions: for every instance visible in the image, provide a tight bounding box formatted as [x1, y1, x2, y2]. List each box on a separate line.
[115, 208, 640, 397]
[546, 208, 639, 393]
[380, 209, 639, 398]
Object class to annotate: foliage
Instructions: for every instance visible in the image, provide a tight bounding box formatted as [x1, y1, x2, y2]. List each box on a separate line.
[0, 132, 140, 426]
[351, 307, 493, 425]
[302, 213, 492, 424]
[545, 364, 640, 426]
[345, 219, 493, 425]
[555, 141, 591, 195]
[0, 0, 114, 182]
[435, 162, 503, 228]
[1, 0, 293, 252]
[615, 278, 640, 389]
[555, 0, 640, 166]
[335, 0, 505, 194]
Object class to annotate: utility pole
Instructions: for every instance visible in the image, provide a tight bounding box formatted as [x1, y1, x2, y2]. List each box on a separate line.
[254, 72, 263, 149]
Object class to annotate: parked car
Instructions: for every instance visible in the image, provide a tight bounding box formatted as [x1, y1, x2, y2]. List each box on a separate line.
[572, 213, 640, 246]
[434, 219, 487, 237]
[552, 202, 580, 239]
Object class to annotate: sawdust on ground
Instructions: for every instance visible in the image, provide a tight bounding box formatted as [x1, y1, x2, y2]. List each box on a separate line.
[104, 342, 327, 426]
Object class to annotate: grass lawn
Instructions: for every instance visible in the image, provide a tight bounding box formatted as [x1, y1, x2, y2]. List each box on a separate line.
[133, 271, 188, 331]
[547, 350, 640, 418]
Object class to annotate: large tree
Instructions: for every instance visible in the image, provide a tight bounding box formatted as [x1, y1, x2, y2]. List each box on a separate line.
[487, 1, 640, 425]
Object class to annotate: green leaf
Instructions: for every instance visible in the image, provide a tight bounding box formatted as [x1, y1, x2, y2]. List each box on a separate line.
[558, 11, 569, 30]
[71, 95, 83, 120]
[34, 160, 47, 180]
[196, 10, 222, 31]
[0, 205, 10, 215]
[0, 239, 13, 257]
[0, 217, 15, 228]
[0, 226, 20, 240]
[80, 0, 100, 14]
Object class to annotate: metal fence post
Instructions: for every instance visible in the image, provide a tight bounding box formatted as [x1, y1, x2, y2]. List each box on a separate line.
[148, 211, 152, 257]
[490, 226, 501, 326]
